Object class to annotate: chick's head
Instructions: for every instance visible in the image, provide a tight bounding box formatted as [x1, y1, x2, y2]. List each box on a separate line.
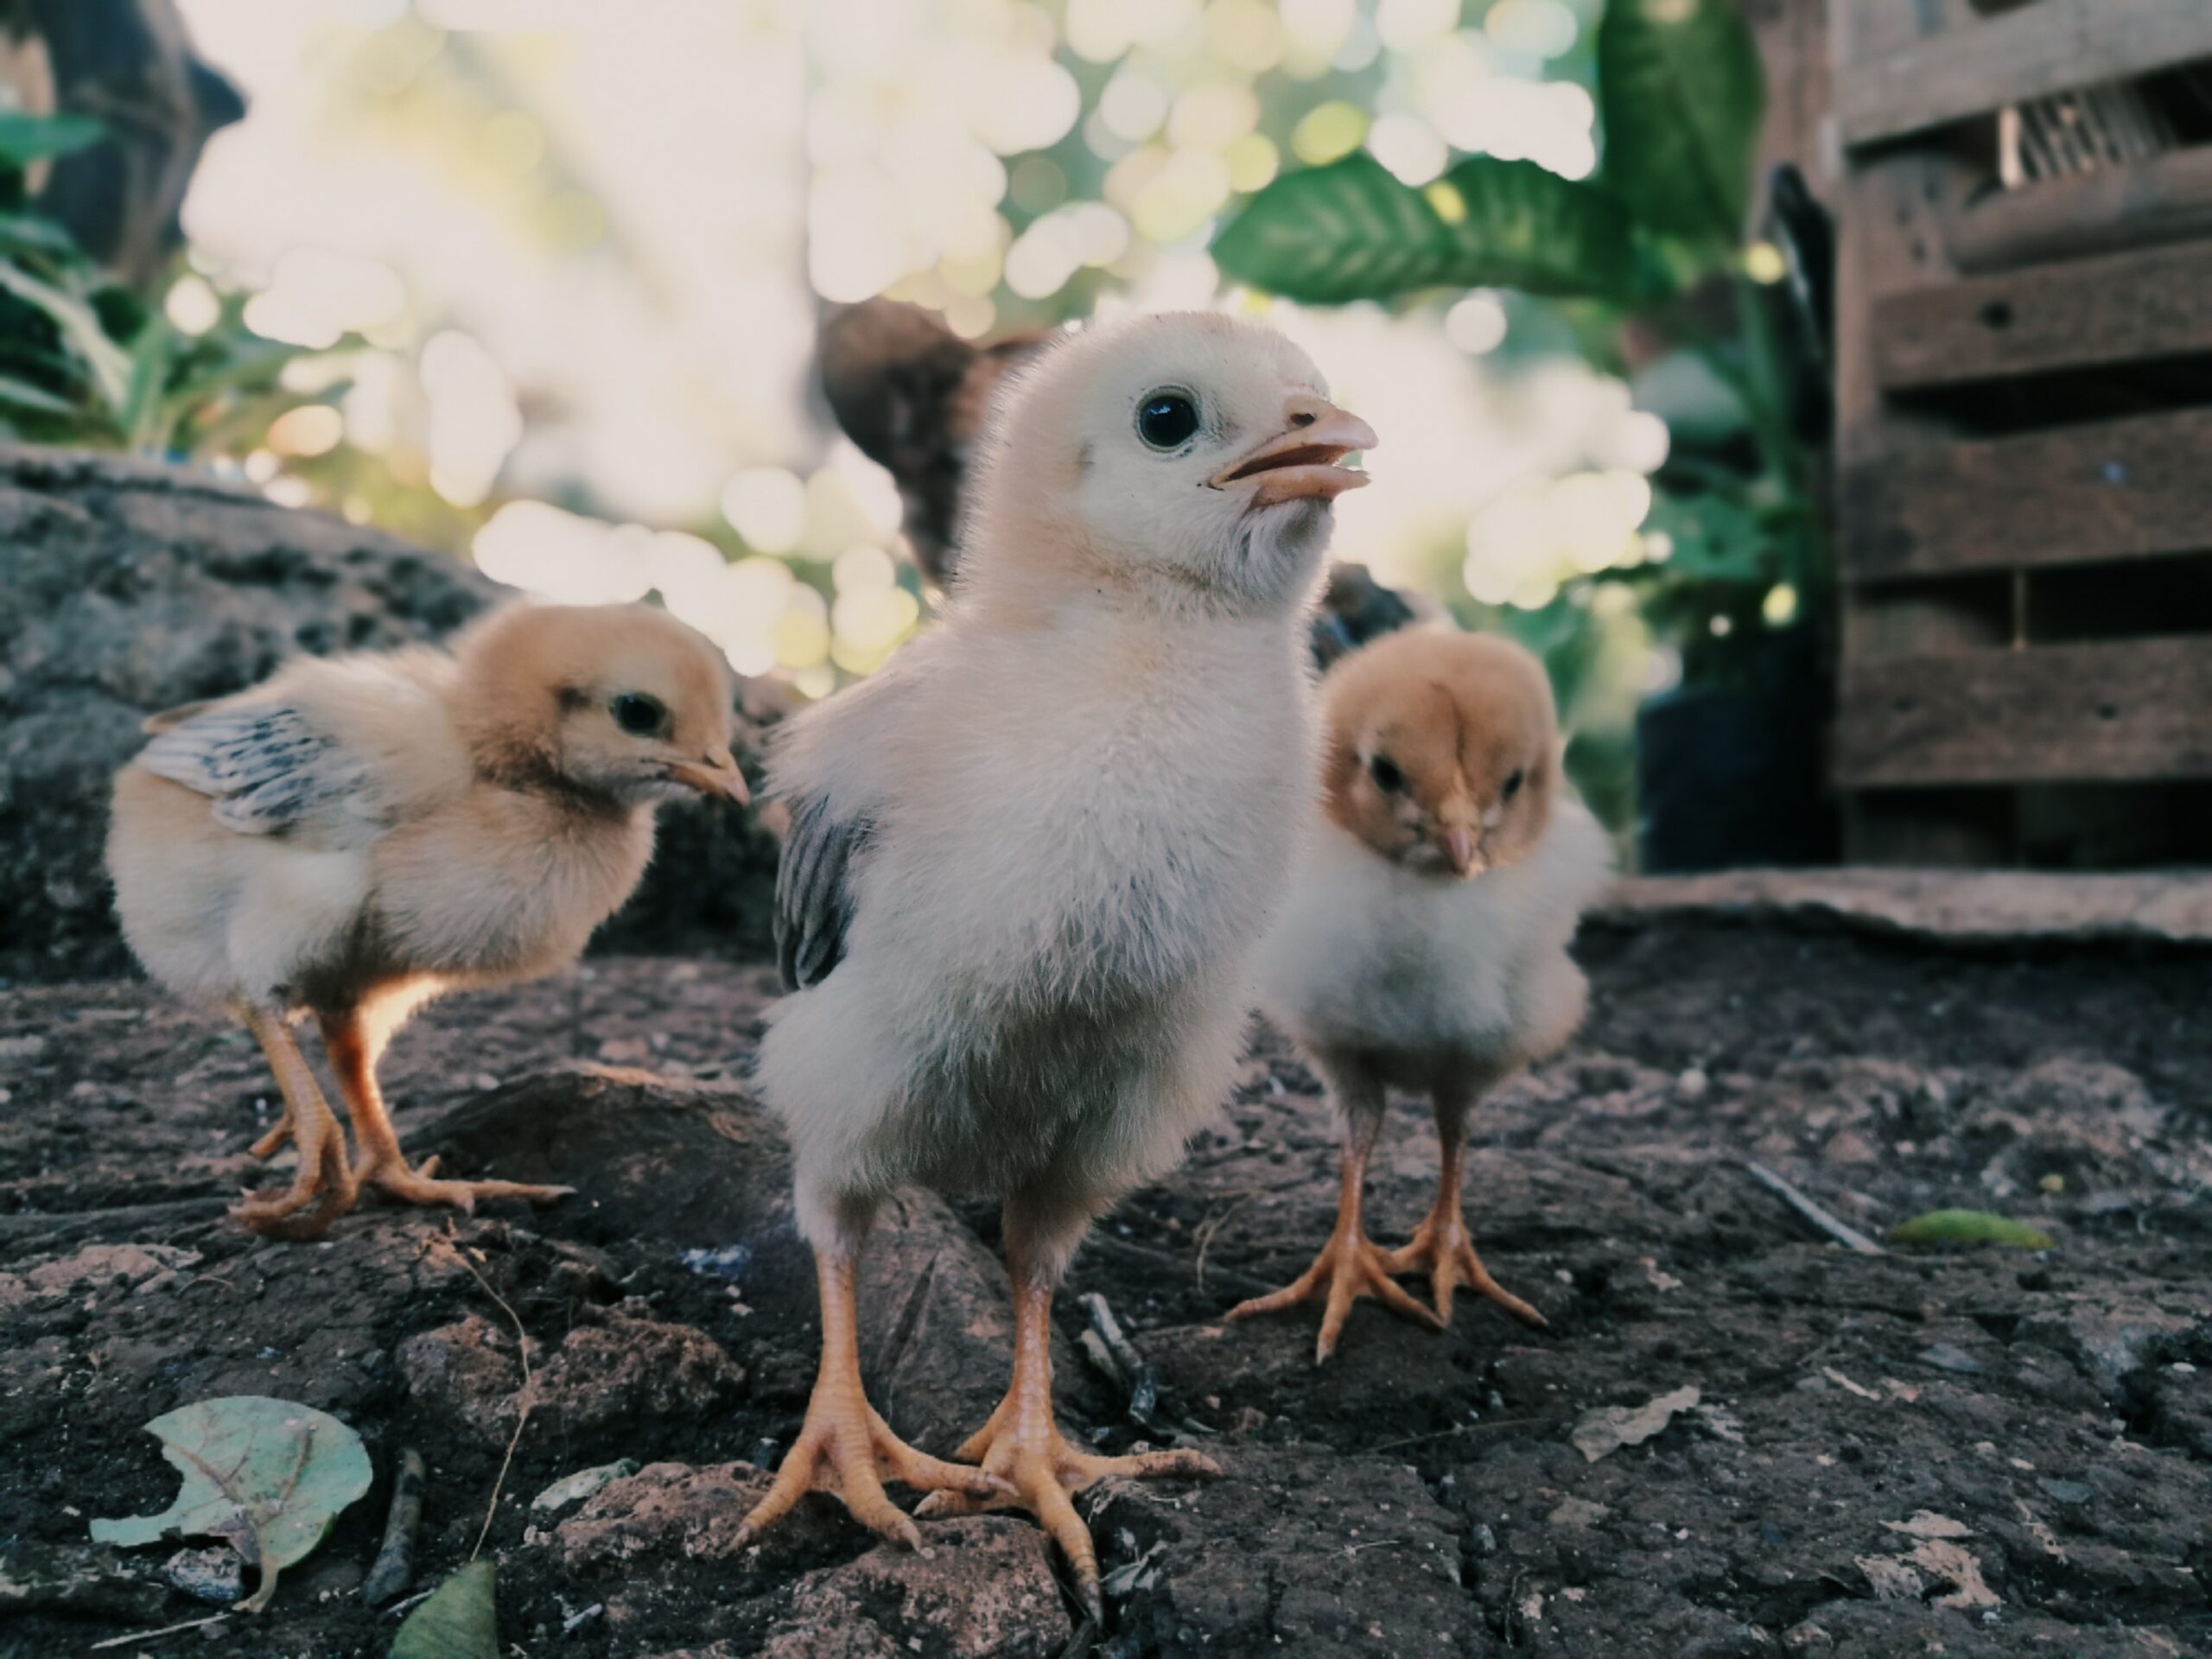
[455, 603, 748, 807]
[971, 312, 1376, 610]
[1320, 630, 1558, 880]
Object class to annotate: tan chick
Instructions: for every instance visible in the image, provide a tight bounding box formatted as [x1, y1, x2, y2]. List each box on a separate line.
[107, 602, 750, 1237]
[1228, 630, 1611, 1361]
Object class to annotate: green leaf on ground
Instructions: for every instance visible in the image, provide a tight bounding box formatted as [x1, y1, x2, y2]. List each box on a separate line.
[88, 1395, 373, 1611]
[1597, 0, 1764, 245]
[1888, 1210, 2054, 1251]
[392, 1560, 499, 1659]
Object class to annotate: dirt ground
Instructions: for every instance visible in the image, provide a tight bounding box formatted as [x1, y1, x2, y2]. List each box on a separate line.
[1, 916, 2207, 1658]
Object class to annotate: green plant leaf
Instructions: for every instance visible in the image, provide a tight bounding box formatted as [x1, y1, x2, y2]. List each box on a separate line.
[1888, 1211, 2054, 1251]
[391, 1561, 499, 1659]
[1433, 156, 1640, 299]
[1211, 151, 1451, 303]
[0, 210, 83, 259]
[1211, 150, 1640, 304]
[1597, 0, 1764, 245]
[0, 371, 82, 416]
[0, 111, 105, 169]
[88, 1396, 373, 1612]
[0, 259, 131, 410]
[1643, 487, 1773, 584]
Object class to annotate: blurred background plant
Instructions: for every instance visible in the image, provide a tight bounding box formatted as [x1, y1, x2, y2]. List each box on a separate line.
[1208, 0, 1827, 845]
[0, 0, 1831, 864]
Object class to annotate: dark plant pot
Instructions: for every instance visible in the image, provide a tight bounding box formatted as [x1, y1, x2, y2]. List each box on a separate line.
[1634, 624, 1838, 873]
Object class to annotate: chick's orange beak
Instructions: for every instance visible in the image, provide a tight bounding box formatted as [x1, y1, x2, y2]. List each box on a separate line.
[667, 748, 751, 806]
[1210, 395, 1377, 507]
[1440, 826, 1484, 878]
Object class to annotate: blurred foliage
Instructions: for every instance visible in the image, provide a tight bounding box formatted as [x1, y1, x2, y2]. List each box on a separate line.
[1212, 151, 1643, 302]
[1213, 0, 1824, 738]
[0, 111, 341, 457]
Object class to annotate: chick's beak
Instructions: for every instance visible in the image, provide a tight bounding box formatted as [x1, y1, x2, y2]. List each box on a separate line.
[1440, 825, 1484, 878]
[666, 748, 751, 806]
[1210, 394, 1377, 507]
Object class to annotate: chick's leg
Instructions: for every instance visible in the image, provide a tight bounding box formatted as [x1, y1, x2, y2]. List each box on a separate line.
[319, 1004, 571, 1213]
[231, 1000, 358, 1237]
[1382, 1084, 1545, 1328]
[735, 1235, 1007, 1551]
[916, 1199, 1220, 1618]
[1224, 1075, 1443, 1362]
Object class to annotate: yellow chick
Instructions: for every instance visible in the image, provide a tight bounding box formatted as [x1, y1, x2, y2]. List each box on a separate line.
[107, 602, 749, 1237]
[1229, 630, 1611, 1361]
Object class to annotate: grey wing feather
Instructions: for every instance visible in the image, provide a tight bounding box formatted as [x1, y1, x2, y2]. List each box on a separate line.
[775, 794, 869, 992]
[134, 702, 368, 836]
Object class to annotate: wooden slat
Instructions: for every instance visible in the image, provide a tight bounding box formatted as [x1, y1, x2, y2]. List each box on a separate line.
[1949, 147, 2212, 274]
[1872, 240, 2212, 391]
[1837, 0, 2212, 147]
[1834, 639, 2212, 785]
[1840, 408, 2212, 579]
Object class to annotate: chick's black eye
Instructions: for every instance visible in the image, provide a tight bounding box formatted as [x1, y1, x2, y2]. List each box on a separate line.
[611, 693, 666, 736]
[1369, 753, 1404, 793]
[1502, 766, 1525, 801]
[1136, 391, 1199, 450]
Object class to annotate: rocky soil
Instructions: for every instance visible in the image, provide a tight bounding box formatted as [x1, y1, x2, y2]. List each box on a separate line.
[0, 917, 2207, 1657]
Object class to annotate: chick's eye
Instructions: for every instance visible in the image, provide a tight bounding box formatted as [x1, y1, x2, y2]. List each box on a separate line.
[1502, 766, 1525, 801]
[611, 693, 667, 736]
[1369, 753, 1405, 793]
[1136, 390, 1199, 450]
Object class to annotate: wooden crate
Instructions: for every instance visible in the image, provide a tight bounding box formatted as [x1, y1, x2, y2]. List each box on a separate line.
[1831, 0, 2212, 867]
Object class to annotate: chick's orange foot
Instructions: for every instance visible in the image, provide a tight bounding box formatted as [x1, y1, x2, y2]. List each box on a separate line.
[354, 1154, 573, 1215]
[737, 1245, 1008, 1553]
[915, 1367, 1219, 1617]
[1382, 1198, 1547, 1329]
[737, 1380, 1008, 1553]
[232, 1136, 357, 1239]
[1226, 1222, 1445, 1363]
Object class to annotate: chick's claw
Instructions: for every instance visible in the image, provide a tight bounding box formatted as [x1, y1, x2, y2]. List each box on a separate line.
[247, 1106, 295, 1160]
[1226, 1226, 1444, 1363]
[356, 1156, 574, 1215]
[1382, 1205, 1546, 1330]
[736, 1389, 1008, 1554]
[913, 1407, 1219, 1613]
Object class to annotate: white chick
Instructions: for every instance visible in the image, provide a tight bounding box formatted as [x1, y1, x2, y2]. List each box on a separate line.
[737, 312, 1376, 1611]
[107, 602, 749, 1237]
[1229, 629, 1611, 1361]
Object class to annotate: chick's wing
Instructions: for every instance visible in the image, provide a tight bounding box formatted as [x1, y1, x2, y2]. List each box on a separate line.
[135, 700, 376, 841]
[775, 793, 868, 992]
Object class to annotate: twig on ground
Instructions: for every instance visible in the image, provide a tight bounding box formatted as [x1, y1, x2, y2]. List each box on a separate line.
[1363, 1417, 1553, 1454]
[1077, 1291, 1160, 1433]
[1192, 1193, 1254, 1296]
[88, 1613, 230, 1650]
[359, 1446, 426, 1604]
[1739, 1160, 1885, 1255]
[429, 1227, 537, 1558]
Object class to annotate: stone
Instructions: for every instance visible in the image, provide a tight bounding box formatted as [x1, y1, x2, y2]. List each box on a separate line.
[531, 1459, 642, 1516]
[760, 1516, 1066, 1659]
[553, 1460, 843, 1574]
[417, 1068, 1066, 1456]
[1089, 1446, 1474, 1657]
[531, 1313, 746, 1436]
[397, 1308, 743, 1446]
[396, 1313, 531, 1445]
